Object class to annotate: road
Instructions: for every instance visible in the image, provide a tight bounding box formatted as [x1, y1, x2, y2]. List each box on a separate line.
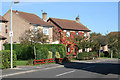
[2, 59, 120, 79]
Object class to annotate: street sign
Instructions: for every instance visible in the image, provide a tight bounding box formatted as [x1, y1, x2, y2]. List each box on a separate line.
[9, 31, 13, 37]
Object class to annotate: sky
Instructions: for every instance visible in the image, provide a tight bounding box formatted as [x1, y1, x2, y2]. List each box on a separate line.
[1, 2, 118, 35]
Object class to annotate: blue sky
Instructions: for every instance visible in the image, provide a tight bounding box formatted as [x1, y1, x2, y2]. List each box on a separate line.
[1, 2, 118, 35]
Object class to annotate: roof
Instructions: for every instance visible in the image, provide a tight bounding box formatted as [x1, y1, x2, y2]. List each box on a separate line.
[0, 35, 7, 40]
[0, 15, 8, 22]
[12, 10, 53, 27]
[107, 31, 120, 37]
[109, 31, 120, 34]
[48, 17, 91, 31]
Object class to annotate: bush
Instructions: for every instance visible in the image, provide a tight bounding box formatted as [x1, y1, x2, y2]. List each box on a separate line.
[26, 59, 33, 65]
[100, 52, 104, 57]
[4, 44, 66, 60]
[55, 52, 60, 58]
[36, 47, 49, 60]
[4, 44, 34, 60]
[36, 44, 66, 59]
[48, 51, 53, 59]
[0, 50, 17, 69]
[77, 52, 98, 60]
[62, 57, 70, 63]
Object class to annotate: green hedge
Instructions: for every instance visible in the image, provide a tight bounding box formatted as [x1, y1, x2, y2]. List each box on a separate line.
[4, 44, 34, 60]
[77, 52, 98, 60]
[0, 50, 17, 69]
[36, 44, 66, 60]
[4, 44, 66, 60]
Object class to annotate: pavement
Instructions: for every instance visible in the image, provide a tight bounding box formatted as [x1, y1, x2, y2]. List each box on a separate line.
[1, 58, 120, 79]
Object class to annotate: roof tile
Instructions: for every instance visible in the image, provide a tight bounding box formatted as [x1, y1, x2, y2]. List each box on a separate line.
[48, 18, 90, 31]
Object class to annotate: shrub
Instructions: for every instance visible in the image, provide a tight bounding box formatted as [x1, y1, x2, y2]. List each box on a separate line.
[48, 51, 53, 59]
[0, 50, 17, 69]
[4, 44, 34, 60]
[26, 59, 33, 65]
[77, 52, 98, 60]
[36, 47, 49, 60]
[36, 44, 66, 59]
[4, 44, 66, 60]
[55, 52, 60, 58]
[62, 57, 70, 63]
[100, 52, 104, 57]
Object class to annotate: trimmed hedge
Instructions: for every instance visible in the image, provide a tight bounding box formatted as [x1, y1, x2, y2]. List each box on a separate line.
[77, 52, 98, 60]
[0, 50, 17, 69]
[4, 44, 66, 60]
[4, 44, 34, 60]
[36, 44, 66, 60]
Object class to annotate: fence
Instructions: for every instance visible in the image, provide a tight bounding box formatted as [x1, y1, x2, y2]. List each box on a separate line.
[34, 57, 71, 65]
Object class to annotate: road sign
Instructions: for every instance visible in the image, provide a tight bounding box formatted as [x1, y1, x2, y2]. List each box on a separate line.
[9, 31, 13, 37]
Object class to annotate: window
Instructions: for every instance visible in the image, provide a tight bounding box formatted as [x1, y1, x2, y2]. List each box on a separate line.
[66, 31, 70, 37]
[5, 25, 7, 33]
[43, 27, 49, 35]
[0, 24, 1, 32]
[76, 31, 78, 35]
[84, 32, 87, 37]
[33, 26, 38, 32]
[67, 45, 71, 52]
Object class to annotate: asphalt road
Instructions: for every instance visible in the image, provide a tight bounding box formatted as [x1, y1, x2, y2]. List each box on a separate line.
[2, 59, 120, 79]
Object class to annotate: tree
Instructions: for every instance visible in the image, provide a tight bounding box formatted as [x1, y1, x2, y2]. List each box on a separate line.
[106, 32, 119, 57]
[19, 29, 49, 59]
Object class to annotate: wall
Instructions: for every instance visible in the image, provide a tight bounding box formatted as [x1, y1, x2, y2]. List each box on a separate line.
[3, 10, 33, 43]
[0, 22, 7, 50]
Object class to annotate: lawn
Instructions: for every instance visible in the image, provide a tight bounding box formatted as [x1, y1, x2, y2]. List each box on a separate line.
[100, 57, 119, 59]
[16, 60, 30, 66]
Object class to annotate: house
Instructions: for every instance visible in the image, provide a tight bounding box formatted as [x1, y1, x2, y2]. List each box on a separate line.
[47, 16, 91, 55]
[100, 31, 120, 52]
[0, 15, 8, 50]
[3, 10, 53, 44]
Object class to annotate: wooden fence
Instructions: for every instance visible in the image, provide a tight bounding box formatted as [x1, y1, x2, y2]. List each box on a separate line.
[34, 57, 71, 65]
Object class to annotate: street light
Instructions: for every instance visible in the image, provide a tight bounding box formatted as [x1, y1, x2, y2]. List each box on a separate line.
[10, 0, 19, 69]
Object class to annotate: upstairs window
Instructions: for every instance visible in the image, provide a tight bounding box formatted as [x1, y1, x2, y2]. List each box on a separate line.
[5, 25, 7, 33]
[43, 27, 49, 35]
[76, 31, 78, 35]
[66, 31, 70, 37]
[33, 26, 38, 32]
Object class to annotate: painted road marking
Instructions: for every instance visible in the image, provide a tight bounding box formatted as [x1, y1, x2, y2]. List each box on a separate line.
[0, 65, 64, 78]
[56, 66, 95, 77]
[56, 70, 76, 77]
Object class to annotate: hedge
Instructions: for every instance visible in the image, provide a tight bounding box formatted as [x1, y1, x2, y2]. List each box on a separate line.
[0, 50, 17, 69]
[35, 44, 66, 60]
[4, 44, 66, 60]
[77, 52, 98, 60]
[4, 44, 34, 60]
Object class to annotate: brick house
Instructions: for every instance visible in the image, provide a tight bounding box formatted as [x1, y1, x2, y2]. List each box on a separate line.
[0, 15, 8, 50]
[47, 16, 91, 55]
[101, 31, 120, 52]
[3, 10, 53, 44]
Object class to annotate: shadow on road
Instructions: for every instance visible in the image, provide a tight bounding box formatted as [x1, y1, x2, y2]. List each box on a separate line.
[59, 60, 120, 75]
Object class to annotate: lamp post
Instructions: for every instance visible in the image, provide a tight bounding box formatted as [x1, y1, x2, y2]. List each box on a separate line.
[10, 0, 19, 69]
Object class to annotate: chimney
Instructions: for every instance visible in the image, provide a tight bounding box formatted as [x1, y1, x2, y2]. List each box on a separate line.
[75, 15, 79, 23]
[16, 10, 18, 14]
[42, 12, 47, 22]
